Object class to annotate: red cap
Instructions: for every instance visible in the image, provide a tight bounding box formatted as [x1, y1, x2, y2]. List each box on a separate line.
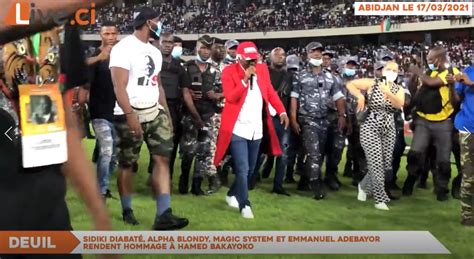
[236, 41, 259, 61]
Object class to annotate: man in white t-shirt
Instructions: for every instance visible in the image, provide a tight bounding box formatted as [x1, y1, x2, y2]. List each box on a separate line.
[109, 6, 188, 230]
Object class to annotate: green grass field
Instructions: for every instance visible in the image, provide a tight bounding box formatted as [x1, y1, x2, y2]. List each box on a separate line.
[68, 139, 474, 259]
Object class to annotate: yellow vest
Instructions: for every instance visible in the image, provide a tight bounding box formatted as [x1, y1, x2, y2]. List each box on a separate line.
[417, 67, 460, 121]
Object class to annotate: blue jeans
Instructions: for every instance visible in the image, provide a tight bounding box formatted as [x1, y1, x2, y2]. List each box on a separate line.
[228, 134, 261, 210]
[92, 119, 117, 195]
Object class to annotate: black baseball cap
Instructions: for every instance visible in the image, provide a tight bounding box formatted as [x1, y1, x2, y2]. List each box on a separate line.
[197, 35, 214, 48]
[133, 7, 159, 29]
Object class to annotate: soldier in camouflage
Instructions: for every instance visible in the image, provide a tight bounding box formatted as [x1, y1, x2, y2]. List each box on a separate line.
[322, 51, 346, 191]
[194, 37, 226, 194]
[290, 42, 346, 200]
[454, 64, 474, 226]
[181, 35, 216, 195]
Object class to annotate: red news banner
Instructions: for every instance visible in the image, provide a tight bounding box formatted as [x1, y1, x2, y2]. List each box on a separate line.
[0, 231, 449, 254]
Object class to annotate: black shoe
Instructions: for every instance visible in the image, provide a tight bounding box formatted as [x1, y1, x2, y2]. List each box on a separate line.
[402, 176, 416, 196]
[152, 208, 189, 230]
[191, 178, 205, 196]
[436, 192, 449, 202]
[132, 162, 139, 173]
[461, 218, 474, 226]
[416, 180, 428, 189]
[122, 209, 139, 225]
[178, 174, 189, 194]
[208, 175, 221, 194]
[103, 189, 113, 199]
[272, 187, 290, 196]
[311, 180, 326, 200]
[351, 180, 359, 187]
[248, 174, 258, 190]
[389, 181, 401, 190]
[324, 177, 340, 191]
[284, 177, 296, 184]
[385, 184, 399, 200]
[452, 185, 461, 199]
[297, 177, 312, 191]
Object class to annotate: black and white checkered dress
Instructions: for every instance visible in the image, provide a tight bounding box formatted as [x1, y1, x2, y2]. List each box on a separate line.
[359, 81, 401, 204]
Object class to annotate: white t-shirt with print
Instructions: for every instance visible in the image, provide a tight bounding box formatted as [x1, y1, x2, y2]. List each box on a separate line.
[109, 35, 162, 115]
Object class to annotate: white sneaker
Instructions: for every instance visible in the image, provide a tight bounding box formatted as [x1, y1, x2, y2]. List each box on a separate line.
[225, 196, 239, 209]
[241, 206, 254, 219]
[375, 202, 389, 211]
[357, 184, 367, 201]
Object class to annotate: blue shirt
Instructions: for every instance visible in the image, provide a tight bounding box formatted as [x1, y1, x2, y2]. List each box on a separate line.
[454, 66, 474, 133]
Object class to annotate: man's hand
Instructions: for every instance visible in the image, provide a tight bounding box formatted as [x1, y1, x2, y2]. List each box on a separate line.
[193, 117, 205, 129]
[346, 119, 353, 136]
[455, 72, 474, 86]
[206, 90, 224, 101]
[446, 74, 455, 85]
[243, 66, 256, 82]
[190, 90, 203, 100]
[280, 113, 289, 130]
[126, 113, 143, 138]
[98, 45, 112, 61]
[338, 116, 347, 132]
[291, 118, 301, 135]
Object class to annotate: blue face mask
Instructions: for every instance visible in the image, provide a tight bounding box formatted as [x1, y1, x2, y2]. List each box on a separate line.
[344, 68, 356, 77]
[171, 46, 182, 58]
[196, 54, 209, 63]
[148, 21, 162, 39]
[428, 63, 437, 71]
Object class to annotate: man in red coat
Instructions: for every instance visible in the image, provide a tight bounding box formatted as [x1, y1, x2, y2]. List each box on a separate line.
[213, 42, 289, 219]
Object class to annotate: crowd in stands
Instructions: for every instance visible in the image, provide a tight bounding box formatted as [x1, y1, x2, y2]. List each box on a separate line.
[85, 1, 470, 34]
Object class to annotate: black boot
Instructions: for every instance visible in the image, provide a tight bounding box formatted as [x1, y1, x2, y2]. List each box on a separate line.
[324, 176, 341, 191]
[191, 177, 205, 196]
[402, 175, 416, 196]
[385, 182, 399, 200]
[208, 175, 221, 194]
[311, 180, 326, 200]
[297, 177, 312, 191]
[248, 173, 259, 190]
[218, 166, 229, 187]
[178, 173, 189, 194]
[153, 208, 189, 230]
[451, 175, 462, 199]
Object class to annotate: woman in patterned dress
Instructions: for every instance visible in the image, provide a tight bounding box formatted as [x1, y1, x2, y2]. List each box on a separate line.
[346, 61, 405, 210]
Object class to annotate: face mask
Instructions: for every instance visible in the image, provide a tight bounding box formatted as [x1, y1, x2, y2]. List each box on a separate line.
[344, 68, 356, 77]
[148, 21, 162, 40]
[196, 54, 209, 63]
[428, 63, 437, 71]
[171, 46, 183, 58]
[309, 58, 323, 67]
[383, 71, 398, 82]
[226, 54, 236, 61]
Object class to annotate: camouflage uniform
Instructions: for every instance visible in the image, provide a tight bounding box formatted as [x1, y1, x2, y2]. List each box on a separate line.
[291, 69, 345, 185]
[324, 73, 346, 185]
[115, 109, 173, 167]
[179, 113, 198, 177]
[194, 61, 224, 179]
[459, 133, 473, 224]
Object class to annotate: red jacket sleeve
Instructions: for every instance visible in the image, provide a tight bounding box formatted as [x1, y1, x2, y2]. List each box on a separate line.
[262, 64, 286, 115]
[222, 65, 247, 104]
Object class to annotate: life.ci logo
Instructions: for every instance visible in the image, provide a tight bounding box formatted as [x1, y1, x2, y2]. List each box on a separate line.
[3, 0, 96, 26]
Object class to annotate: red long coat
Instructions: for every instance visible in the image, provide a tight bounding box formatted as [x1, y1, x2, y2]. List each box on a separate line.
[213, 63, 286, 166]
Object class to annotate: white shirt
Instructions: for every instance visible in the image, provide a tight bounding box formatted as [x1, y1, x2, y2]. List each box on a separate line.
[109, 35, 163, 115]
[233, 76, 263, 140]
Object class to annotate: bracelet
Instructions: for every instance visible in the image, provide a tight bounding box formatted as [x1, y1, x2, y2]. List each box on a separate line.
[124, 111, 135, 116]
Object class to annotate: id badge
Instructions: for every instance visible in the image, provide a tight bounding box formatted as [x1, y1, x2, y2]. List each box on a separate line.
[19, 84, 67, 168]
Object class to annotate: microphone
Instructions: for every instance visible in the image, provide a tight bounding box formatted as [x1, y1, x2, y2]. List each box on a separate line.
[250, 74, 254, 90]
